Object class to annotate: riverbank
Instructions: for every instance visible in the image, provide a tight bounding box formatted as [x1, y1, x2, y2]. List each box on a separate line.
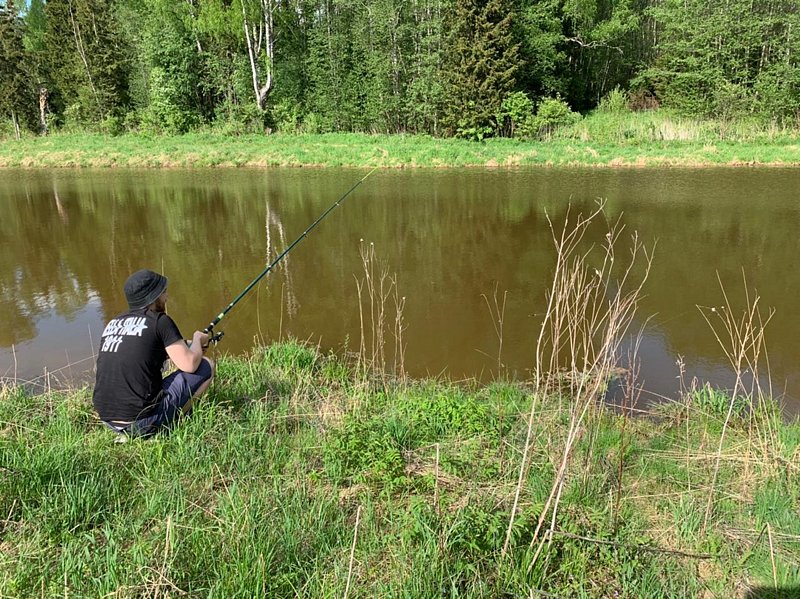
[1, 341, 798, 597]
[3, 129, 800, 169]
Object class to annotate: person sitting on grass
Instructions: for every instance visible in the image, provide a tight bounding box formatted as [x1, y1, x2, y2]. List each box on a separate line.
[92, 269, 215, 439]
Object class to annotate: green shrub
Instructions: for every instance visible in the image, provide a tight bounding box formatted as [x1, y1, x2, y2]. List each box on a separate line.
[101, 115, 125, 136]
[396, 386, 498, 442]
[270, 99, 303, 133]
[456, 123, 494, 142]
[0, 117, 19, 139]
[655, 70, 719, 117]
[212, 100, 264, 136]
[299, 111, 325, 134]
[496, 91, 536, 138]
[754, 63, 800, 122]
[712, 81, 754, 122]
[597, 87, 630, 114]
[531, 96, 581, 138]
[140, 67, 201, 134]
[449, 502, 507, 558]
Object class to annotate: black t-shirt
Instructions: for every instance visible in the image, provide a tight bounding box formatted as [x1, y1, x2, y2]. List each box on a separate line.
[92, 308, 183, 421]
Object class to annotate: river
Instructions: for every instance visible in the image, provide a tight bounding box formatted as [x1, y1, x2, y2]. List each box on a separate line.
[1, 167, 799, 413]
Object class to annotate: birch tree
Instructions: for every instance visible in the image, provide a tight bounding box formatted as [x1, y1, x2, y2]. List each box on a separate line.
[241, 0, 276, 112]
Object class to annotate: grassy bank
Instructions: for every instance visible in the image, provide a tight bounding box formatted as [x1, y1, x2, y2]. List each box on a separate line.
[3, 111, 800, 169]
[1, 340, 798, 598]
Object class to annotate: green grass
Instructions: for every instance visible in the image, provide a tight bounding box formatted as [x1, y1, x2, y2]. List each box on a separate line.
[1, 340, 799, 597]
[3, 109, 800, 169]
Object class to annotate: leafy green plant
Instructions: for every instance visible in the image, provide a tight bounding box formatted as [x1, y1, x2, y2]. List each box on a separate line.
[597, 87, 630, 114]
[691, 385, 748, 419]
[496, 91, 536, 138]
[531, 96, 581, 138]
[396, 385, 499, 442]
[449, 503, 508, 558]
[212, 100, 264, 136]
[456, 123, 494, 142]
[323, 415, 407, 488]
[270, 99, 303, 133]
[100, 115, 125, 137]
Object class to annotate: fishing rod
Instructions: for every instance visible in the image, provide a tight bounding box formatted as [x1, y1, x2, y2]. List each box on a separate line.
[203, 167, 379, 341]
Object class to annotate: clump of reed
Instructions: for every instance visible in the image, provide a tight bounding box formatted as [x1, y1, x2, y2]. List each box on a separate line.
[355, 239, 407, 382]
[502, 200, 653, 563]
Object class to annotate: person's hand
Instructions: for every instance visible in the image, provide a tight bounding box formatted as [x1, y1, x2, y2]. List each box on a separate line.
[192, 330, 210, 351]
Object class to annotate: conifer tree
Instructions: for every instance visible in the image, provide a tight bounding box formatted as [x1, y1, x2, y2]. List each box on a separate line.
[0, 0, 31, 138]
[442, 0, 520, 138]
[43, 0, 130, 125]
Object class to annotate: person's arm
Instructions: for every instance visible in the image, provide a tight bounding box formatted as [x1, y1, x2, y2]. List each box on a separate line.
[166, 330, 209, 373]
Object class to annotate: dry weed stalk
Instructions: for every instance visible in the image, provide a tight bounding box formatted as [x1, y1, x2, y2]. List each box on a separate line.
[501, 201, 653, 566]
[698, 271, 775, 532]
[355, 241, 406, 380]
[613, 331, 644, 530]
[343, 505, 362, 599]
[481, 283, 508, 376]
[392, 275, 407, 379]
[767, 522, 778, 589]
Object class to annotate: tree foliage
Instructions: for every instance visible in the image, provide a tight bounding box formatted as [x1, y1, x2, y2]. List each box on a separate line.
[641, 0, 800, 120]
[0, 1, 32, 136]
[42, 0, 130, 126]
[442, 0, 519, 138]
[3, 0, 800, 137]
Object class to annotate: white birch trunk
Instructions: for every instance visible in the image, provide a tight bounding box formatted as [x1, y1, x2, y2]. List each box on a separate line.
[39, 87, 49, 135]
[11, 110, 20, 140]
[241, 0, 275, 112]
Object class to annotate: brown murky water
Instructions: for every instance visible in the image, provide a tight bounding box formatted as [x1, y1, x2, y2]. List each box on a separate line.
[2, 167, 800, 413]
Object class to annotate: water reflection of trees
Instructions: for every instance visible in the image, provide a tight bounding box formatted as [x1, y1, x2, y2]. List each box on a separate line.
[0, 172, 295, 345]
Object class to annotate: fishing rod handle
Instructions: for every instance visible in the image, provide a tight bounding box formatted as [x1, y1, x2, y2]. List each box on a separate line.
[204, 312, 224, 334]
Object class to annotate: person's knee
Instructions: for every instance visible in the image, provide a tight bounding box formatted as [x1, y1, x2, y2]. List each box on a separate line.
[192, 358, 214, 393]
[202, 357, 215, 378]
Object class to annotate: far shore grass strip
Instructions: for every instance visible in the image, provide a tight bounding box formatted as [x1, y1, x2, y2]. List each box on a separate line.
[3, 132, 800, 168]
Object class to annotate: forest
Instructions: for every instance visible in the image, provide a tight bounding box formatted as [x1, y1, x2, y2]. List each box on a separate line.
[1, 0, 799, 139]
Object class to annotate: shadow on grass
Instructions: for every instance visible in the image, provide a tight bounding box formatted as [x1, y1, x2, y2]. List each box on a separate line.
[747, 587, 800, 599]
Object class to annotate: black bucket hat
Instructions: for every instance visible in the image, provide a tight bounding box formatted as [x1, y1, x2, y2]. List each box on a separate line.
[124, 269, 168, 310]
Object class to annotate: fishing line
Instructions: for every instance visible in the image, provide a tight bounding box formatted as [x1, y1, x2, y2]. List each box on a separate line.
[203, 167, 379, 340]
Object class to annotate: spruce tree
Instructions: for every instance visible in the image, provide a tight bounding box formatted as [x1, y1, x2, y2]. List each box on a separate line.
[442, 0, 520, 138]
[43, 0, 130, 126]
[0, 0, 32, 137]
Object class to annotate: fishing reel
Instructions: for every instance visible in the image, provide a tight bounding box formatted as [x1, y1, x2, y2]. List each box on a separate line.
[200, 328, 225, 350]
[195, 329, 224, 351]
